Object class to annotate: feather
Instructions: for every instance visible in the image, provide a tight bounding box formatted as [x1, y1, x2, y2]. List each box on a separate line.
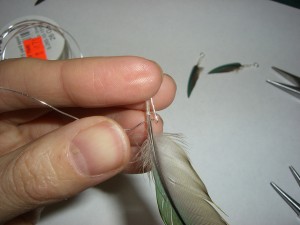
[187, 64, 203, 98]
[208, 62, 259, 74]
[35, 0, 45, 5]
[143, 102, 228, 225]
[187, 53, 205, 98]
[208, 63, 243, 74]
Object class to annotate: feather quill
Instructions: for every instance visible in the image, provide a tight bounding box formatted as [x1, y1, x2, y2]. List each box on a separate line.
[144, 101, 228, 225]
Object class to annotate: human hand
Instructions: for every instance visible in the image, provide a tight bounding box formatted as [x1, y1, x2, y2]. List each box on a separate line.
[0, 57, 176, 224]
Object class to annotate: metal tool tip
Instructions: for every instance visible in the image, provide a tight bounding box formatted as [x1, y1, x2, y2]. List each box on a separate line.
[270, 178, 300, 217]
[270, 181, 278, 188]
[271, 66, 280, 72]
[290, 166, 300, 187]
[290, 165, 295, 171]
[266, 80, 278, 85]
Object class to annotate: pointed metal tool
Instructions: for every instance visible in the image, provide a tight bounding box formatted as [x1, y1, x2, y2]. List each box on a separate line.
[267, 67, 300, 99]
[270, 166, 300, 217]
[290, 166, 300, 188]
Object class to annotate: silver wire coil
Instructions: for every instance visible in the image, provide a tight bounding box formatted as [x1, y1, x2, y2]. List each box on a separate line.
[0, 19, 83, 60]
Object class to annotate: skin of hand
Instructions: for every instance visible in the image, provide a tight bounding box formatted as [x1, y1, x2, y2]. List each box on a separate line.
[0, 56, 176, 225]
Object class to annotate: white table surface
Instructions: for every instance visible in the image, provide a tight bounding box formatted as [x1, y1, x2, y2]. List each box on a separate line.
[1, 0, 300, 224]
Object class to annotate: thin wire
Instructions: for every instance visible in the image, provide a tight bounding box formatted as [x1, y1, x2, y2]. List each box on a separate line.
[0, 87, 161, 133]
[124, 120, 145, 132]
[0, 86, 79, 120]
[150, 98, 159, 122]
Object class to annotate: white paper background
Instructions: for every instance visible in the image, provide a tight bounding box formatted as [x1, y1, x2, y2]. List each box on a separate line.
[1, 1, 300, 224]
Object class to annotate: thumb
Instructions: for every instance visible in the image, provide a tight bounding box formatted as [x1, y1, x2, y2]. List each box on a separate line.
[0, 116, 130, 223]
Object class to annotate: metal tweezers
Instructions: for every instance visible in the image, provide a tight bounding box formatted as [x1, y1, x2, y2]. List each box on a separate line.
[270, 166, 300, 217]
[267, 67, 300, 99]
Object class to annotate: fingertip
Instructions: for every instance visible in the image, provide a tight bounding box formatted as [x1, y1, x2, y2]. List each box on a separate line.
[121, 56, 164, 98]
[60, 56, 164, 106]
[151, 73, 177, 109]
[163, 73, 177, 102]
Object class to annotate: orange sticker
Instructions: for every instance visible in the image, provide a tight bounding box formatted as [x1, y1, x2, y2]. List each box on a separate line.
[23, 36, 47, 59]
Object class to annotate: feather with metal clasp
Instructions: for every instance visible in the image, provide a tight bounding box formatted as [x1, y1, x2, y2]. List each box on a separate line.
[208, 62, 258, 74]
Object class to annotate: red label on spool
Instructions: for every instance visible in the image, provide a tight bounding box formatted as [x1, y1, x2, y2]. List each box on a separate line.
[23, 36, 47, 59]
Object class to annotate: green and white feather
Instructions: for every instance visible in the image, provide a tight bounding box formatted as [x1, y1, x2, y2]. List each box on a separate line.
[143, 103, 228, 225]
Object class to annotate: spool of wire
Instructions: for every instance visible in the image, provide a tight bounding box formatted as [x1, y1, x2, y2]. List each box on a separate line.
[0, 16, 83, 60]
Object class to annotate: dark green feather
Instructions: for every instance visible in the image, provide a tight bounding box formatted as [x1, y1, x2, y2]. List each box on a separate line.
[208, 63, 242, 74]
[187, 65, 203, 97]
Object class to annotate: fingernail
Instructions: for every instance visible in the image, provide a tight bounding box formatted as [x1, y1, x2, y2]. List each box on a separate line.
[70, 120, 128, 176]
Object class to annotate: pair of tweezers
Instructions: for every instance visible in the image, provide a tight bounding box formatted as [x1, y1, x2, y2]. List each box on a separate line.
[270, 166, 300, 217]
[267, 67, 300, 99]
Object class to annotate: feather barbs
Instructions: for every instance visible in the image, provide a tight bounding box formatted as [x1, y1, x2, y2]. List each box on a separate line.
[144, 100, 228, 225]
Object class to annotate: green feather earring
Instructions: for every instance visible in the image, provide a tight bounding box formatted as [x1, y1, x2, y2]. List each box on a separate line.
[187, 53, 205, 98]
[208, 62, 259, 74]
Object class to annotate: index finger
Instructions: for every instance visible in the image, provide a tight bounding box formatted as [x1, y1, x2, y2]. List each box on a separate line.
[0, 56, 164, 112]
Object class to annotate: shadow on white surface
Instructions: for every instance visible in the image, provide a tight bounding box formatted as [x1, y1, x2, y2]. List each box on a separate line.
[40, 174, 162, 225]
[98, 175, 161, 225]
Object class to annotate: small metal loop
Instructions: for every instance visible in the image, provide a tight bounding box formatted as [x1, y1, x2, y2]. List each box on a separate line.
[243, 62, 259, 68]
[196, 52, 205, 66]
[199, 52, 205, 58]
